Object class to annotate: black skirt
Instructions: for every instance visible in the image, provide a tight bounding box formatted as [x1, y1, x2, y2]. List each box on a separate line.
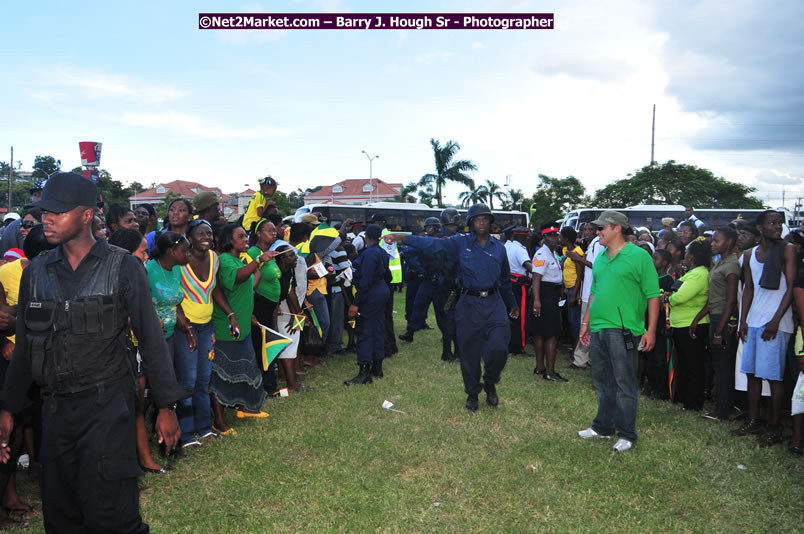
[527, 281, 562, 336]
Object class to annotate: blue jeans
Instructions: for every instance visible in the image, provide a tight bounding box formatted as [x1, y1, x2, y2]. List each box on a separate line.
[307, 289, 330, 352]
[326, 291, 345, 353]
[589, 328, 640, 442]
[173, 321, 214, 444]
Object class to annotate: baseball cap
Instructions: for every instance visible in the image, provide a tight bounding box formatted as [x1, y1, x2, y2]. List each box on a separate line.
[370, 213, 387, 223]
[193, 191, 222, 212]
[365, 224, 383, 240]
[3, 213, 20, 223]
[590, 210, 629, 229]
[3, 248, 24, 261]
[35, 172, 97, 214]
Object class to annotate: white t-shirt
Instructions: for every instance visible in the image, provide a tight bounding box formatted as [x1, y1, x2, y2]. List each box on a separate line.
[532, 245, 563, 284]
[581, 236, 601, 302]
[505, 240, 531, 277]
[746, 245, 794, 333]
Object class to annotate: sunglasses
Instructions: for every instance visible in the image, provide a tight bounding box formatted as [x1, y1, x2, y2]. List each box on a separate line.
[21, 221, 40, 229]
[188, 218, 212, 230]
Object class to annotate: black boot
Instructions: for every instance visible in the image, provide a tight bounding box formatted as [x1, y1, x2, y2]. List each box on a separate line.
[371, 359, 384, 378]
[398, 329, 414, 343]
[484, 383, 499, 407]
[465, 394, 479, 412]
[344, 364, 373, 386]
[440, 340, 456, 362]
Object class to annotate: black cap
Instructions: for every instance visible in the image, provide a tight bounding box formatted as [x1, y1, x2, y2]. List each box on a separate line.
[370, 213, 387, 223]
[365, 224, 383, 240]
[35, 172, 97, 213]
[500, 224, 516, 235]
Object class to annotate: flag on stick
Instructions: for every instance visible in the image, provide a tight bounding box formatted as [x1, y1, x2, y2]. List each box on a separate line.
[258, 323, 292, 371]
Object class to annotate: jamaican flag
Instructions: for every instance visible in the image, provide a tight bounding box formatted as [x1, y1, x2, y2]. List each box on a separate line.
[258, 324, 292, 371]
[309, 308, 323, 338]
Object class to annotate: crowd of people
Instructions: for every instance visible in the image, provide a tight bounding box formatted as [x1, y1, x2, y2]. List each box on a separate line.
[0, 171, 800, 529]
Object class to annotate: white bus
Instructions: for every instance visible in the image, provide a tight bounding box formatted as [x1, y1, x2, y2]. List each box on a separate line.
[560, 205, 770, 232]
[294, 203, 529, 233]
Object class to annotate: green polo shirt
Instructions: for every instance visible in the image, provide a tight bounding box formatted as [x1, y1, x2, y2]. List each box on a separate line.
[589, 242, 660, 336]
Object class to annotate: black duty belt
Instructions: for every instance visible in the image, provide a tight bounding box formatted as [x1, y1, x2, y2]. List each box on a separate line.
[462, 287, 498, 298]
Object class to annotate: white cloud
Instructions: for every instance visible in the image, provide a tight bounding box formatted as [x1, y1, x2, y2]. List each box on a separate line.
[471, 42, 485, 49]
[755, 170, 801, 186]
[36, 67, 184, 104]
[415, 52, 455, 65]
[101, 111, 288, 139]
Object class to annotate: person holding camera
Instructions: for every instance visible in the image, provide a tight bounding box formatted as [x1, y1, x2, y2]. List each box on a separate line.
[577, 211, 660, 453]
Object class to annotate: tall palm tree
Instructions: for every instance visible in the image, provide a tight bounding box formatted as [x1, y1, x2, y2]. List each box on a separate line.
[457, 181, 483, 207]
[419, 138, 477, 208]
[476, 179, 505, 210]
[503, 188, 525, 211]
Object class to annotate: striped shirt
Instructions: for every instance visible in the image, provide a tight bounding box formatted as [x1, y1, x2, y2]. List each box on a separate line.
[179, 250, 220, 324]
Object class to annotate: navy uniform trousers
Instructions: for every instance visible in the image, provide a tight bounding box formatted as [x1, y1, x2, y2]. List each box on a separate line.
[456, 293, 511, 395]
[404, 274, 423, 322]
[41, 377, 147, 533]
[409, 279, 454, 342]
[357, 282, 390, 365]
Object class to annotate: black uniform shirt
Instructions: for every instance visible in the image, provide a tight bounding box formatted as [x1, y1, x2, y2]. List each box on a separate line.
[3, 239, 187, 412]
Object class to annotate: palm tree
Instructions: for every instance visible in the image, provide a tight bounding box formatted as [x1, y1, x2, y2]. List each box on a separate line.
[476, 179, 505, 210]
[418, 138, 477, 208]
[457, 181, 483, 207]
[502, 188, 525, 211]
[392, 182, 418, 203]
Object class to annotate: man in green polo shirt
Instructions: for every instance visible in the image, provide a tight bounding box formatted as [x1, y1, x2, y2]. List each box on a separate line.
[577, 210, 660, 453]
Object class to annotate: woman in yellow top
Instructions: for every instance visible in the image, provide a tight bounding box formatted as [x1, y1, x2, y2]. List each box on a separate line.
[667, 240, 711, 411]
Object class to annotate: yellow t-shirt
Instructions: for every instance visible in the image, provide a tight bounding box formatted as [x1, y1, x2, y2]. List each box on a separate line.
[0, 259, 25, 344]
[242, 192, 267, 231]
[306, 254, 328, 296]
[562, 246, 584, 289]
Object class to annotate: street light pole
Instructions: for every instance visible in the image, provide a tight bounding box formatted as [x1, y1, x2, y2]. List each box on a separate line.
[361, 150, 379, 204]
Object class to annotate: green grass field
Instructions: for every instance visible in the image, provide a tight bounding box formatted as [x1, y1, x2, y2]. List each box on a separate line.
[16, 298, 804, 532]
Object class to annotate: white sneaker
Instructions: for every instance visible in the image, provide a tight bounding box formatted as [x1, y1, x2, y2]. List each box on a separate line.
[182, 439, 202, 449]
[612, 438, 633, 452]
[577, 427, 612, 439]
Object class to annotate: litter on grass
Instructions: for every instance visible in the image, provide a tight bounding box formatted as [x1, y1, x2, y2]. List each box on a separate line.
[382, 400, 407, 414]
[737, 464, 747, 470]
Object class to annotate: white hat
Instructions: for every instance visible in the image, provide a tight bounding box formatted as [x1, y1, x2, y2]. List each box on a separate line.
[3, 213, 20, 223]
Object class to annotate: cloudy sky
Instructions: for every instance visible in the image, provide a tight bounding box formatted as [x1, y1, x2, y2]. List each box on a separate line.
[3, 0, 803, 207]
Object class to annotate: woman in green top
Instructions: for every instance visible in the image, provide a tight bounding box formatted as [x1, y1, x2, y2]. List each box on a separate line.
[209, 224, 277, 434]
[667, 240, 711, 411]
[247, 219, 282, 392]
[145, 231, 193, 367]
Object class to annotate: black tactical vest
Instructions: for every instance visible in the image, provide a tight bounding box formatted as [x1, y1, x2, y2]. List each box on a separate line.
[23, 246, 132, 394]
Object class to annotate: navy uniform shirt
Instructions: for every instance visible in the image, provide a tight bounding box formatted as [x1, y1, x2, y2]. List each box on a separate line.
[405, 233, 515, 309]
[4, 239, 187, 412]
[352, 244, 390, 308]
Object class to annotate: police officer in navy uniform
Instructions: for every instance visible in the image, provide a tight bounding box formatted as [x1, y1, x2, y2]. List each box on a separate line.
[385, 204, 519, 411]
[0, 172, 187, 533]
[398, 218, 457, 362]
[345, 224, 391, 384]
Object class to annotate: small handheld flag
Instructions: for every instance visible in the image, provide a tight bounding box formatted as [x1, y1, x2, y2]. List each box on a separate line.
[259, 324, 292, 371]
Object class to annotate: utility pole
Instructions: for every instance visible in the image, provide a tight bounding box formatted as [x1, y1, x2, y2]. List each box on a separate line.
[650, 104, 656, 165]
[8, 147, 13, 213]
[782, 188, 786, 209]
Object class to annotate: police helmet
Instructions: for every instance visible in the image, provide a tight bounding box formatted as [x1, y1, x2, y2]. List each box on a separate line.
[439, 208, 462, 226]
[424, 217, 441, 227]
[466, 203, 494, 225]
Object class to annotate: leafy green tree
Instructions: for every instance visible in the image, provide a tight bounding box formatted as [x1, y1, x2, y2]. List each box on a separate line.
[32, 155, 61, 180]
[527, 175, 588, 227]
[288, 188, 307, 209]
[271, 190, 292, 217]
[476, 179, 505, 210]
[457, 184, 484, 207]
[592, 160, 765, 209]
[419, 139, 477, 208]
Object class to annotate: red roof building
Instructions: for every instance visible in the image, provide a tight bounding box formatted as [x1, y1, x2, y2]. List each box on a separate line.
[304, 179, 403, 205]
[129, 180, 229, 208]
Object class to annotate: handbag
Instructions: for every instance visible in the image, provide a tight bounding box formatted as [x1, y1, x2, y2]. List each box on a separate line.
[792, 373, 804, 416]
